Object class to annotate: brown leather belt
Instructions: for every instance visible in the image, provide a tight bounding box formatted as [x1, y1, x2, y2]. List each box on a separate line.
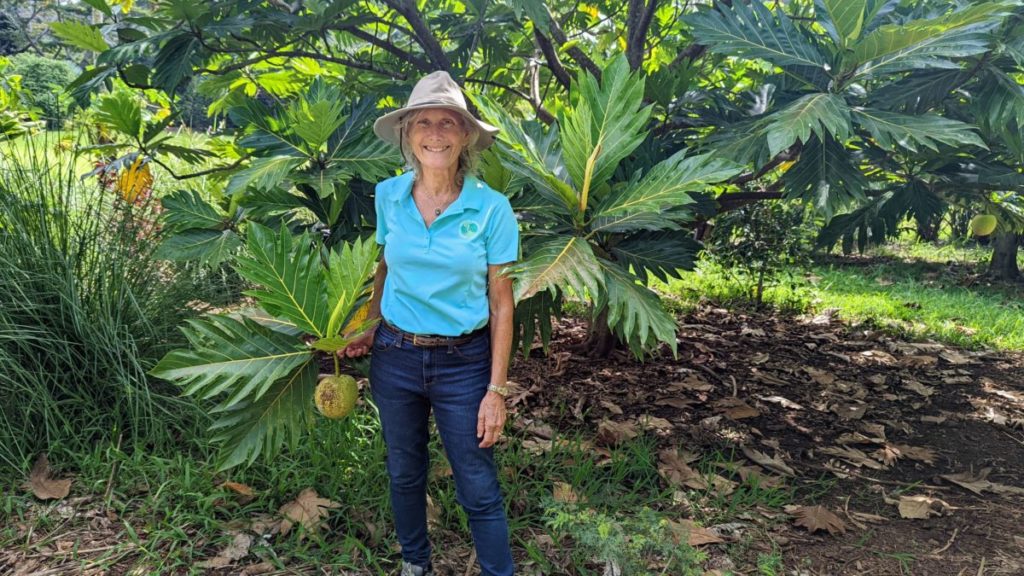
[383, 319, 486, 347]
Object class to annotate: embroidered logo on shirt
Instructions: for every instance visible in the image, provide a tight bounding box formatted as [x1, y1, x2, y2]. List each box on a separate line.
[459, 220, 481, 238]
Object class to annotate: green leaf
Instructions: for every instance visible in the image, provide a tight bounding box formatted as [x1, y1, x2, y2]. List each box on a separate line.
[853, 108, 986, 152]
[609, 231, 702, 283]
[161, 189, 227, 231]
[817, 0, 867, 45]
[512, 291, 561, 357]
[973, 68, 1024, 137]
[848, 3, 1011, 78]
[66, 66, 117, 107]
[234, 224, 330, 338]
[472, 94, 577, 219]
[153, 32, 200, 91]
[686, 2, 828, 81]
[155, 229, 241, 267]
[324, 237, 379, 337]
[510, 236, 604, 302]
[289, 96, 346, 151]
[209, 360, 318, 470]
[324, 132, 398, 184]
[50, 21, 110, 52]
[597, 151, 743, 218]
[763, 93, 851, 157]
[81, 0, 114, 17]
[225, 155, 306, 196]
[94, 91, 142, 139]
[782, 134, 867, 217]
[598, 261, 677, 358]
[560, 56, 650, 214]
[151, 315, 313, 407]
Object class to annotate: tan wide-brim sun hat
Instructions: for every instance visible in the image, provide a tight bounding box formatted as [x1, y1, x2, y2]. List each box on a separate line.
[373, 70, 499, 151]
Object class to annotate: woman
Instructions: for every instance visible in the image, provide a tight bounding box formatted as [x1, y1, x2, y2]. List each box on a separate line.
[343, 71, 518, 576]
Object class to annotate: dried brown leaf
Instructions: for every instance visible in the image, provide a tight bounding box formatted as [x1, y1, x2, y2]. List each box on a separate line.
[638, 415, 673, 431]
[818, 446, 886, 469]
[220, 481, 255, 497]
[597, 420, 639, 446]
[903, 380, 935, 397]
[741, 446, 795, 476]
[940, 468, 1024, 496]
[277, 488, 340, 537]
[891, 495, 951, 519]
[553, 482, 580, 504]
[788, 505, 846, 535]
[658, 449, 707, 490]
[196, 532, 251, 569]
[25, 454, 71, 500]
[667, 518, 726, 546]
[599, 400, 623, 415]
[655, 397, 696, 409]
[939, 350, 973, 365]
[804, 367, 836, 386]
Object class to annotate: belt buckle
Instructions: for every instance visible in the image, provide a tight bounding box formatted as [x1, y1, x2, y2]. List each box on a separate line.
[412, 334, 434, 346]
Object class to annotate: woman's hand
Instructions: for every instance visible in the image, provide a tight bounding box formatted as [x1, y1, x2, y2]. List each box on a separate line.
[477, 391, 507, 448]
[339, 329, 375, 358]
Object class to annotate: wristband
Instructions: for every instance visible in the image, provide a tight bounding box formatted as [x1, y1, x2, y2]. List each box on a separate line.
[487, 383, 509, 397]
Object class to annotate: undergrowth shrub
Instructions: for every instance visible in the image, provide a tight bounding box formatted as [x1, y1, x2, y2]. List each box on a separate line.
[0, 137, 216, 473]
[705, 201, 816, 305]
[6, 54, 75, 127]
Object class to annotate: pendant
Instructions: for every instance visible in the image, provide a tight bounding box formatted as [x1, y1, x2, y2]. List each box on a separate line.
[434, 208, 442, 216]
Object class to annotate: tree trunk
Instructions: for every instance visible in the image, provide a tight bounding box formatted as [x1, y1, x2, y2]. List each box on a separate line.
[988, 232, 1020, 280]
[584, 307, 618, 358]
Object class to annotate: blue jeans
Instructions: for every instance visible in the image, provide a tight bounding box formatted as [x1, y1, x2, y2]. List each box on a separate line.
[369, 322, 514, 576]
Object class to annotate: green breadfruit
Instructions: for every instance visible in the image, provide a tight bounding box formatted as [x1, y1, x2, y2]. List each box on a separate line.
[970, 214, 998, 237]
[314, 374, 358, 419]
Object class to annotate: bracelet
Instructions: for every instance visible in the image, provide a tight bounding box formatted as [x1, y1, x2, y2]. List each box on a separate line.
[487, 383, 510, 397]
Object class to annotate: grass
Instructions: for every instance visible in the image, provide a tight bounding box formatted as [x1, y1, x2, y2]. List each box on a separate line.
[1, 401, 796, 575]
[661, 241, 1024, 351]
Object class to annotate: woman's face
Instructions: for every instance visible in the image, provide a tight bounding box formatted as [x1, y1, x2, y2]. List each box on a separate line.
[406, 108, 472, 174]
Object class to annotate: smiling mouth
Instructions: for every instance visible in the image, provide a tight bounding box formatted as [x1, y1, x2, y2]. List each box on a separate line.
[423, 145, 450, 153]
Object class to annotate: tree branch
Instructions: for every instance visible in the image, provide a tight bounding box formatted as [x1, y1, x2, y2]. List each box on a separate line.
[465, 77, 555, 125]
[532, 28, 572, 90]
[336, 25, 433, 72]
[148, 154, 250, 181]
[728, 143, 802, 185]
[626, 0, 659, 71]
[380, 0, 450, 71]
[543, 7, 601, 79]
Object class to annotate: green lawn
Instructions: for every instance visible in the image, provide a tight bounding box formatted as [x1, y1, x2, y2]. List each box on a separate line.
[662, 242, 1024, 351]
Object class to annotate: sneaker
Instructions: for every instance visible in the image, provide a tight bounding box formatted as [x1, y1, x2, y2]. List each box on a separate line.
[400, 561, 434, 576]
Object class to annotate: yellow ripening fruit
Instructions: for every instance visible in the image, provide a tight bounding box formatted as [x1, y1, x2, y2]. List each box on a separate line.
[314, 375, 358, 419]
[970, 214, 998, 237]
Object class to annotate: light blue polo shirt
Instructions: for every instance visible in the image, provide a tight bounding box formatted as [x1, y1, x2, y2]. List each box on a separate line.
[375, 172, 519, 336]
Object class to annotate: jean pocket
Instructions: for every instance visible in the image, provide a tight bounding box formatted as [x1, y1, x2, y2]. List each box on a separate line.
[452, 336, 490, 362]
[372, 326, 400, 352]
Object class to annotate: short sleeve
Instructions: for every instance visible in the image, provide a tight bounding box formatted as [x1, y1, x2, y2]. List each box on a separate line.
[374, 182, 388, 246]
[486, 196, 519, 265]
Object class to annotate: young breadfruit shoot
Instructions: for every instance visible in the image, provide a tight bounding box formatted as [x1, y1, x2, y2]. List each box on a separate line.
[151, 224, 379, 469]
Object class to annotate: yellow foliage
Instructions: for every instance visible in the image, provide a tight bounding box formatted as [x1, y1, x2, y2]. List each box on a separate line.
[117, 156, 153, 203]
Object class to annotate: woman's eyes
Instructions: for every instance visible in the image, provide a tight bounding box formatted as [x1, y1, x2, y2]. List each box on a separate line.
[416, 119, 458, 130]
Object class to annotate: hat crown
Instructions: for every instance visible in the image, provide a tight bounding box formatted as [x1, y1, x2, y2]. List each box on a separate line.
[406, 71, 467, 110]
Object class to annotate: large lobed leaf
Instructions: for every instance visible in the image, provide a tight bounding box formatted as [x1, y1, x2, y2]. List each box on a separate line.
[151, 314, 313, 408]
[155, 228, 241, 267]
[782, 134, 867, 217]
[596, 151, 743, 219]
[94, 91, 142, 140]
[686, 1, 828, 83]
[50, 21, 110, 52]
[234, 224, 329, 338]
[609, 231, 702, 283]
[847, 2, 1013, 78]
[209, 361, 319, 470]
[160, 189, 229, 231]
[853, 108, 986, 152]
[763, 93, 851, 157]
[559, 56, 651, 214]
[471, 94, 578, 219]
[324, 236, 379, 337]
[510, 236, 604, 303]
[598, 261, 678, 359]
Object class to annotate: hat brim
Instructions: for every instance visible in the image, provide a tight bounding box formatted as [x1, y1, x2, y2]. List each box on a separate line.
[373, 103, 498, 151]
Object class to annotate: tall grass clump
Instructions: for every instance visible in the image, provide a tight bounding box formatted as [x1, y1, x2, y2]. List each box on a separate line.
[0, 136, 213, 474]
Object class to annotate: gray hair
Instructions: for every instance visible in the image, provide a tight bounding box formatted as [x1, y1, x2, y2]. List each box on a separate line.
[399, 109, 480, 186]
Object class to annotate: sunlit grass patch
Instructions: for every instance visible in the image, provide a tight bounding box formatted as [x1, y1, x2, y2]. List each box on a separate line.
[662, 246, 1024, 351]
